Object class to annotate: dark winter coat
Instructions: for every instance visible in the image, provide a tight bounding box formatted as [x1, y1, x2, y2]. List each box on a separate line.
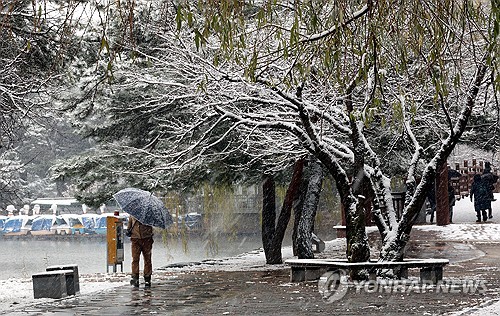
[481, 170, 498, 199]
[470, 176, 490, 211]
[448, 185, 456, 207]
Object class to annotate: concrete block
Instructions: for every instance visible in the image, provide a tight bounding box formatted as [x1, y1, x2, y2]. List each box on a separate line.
[46, 264, 80, 295]
[32, 271, 68, 299]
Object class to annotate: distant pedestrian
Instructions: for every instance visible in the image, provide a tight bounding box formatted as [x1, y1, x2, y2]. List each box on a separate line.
[426, 180, 437, 224]
[470, 174, 489, 222]
[481, 162, 499, 219]
[448, 184, 456, 223]
[127, 216, 154, 288]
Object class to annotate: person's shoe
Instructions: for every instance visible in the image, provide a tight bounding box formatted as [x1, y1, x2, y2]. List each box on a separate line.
[130, 276, 139, 288]
[489, 216, 493, 219]
[476, 219, 481, 223]
[144, 276, 151, 288]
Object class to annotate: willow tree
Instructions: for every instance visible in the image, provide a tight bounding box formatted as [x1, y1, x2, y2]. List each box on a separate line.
[55, 0, 498, 271]
[172, 0, 498, 266]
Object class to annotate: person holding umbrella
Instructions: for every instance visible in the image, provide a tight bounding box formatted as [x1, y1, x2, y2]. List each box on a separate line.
[127, 215, 154, 287]
[114, 187, 174, 288]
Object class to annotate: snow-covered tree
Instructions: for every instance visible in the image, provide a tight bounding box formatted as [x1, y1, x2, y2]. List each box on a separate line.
[0, 0, 92, 204]
[55, 1, 498, 272]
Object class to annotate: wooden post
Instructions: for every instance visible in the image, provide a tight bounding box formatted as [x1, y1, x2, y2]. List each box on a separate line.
[436, 162, 450, 226]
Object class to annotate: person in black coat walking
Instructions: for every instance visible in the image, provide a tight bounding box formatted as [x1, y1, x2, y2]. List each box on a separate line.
[481, 162, 499, 219]
[448, 184, 456, 223]
[470, 174, 489, 222]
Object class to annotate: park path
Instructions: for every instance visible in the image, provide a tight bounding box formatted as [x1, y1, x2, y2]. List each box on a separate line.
[4, 225, 500, 316]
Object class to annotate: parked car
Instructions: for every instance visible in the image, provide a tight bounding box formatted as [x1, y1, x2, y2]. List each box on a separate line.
[52, 214, 85, 235]
[30, 215, 57, 236]
[183, 212, 203, 230]
[0, 215, 34, 236]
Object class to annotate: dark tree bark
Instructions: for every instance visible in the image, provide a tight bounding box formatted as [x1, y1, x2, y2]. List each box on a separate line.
[435, 162, 450, 226]
[261, 174, 276, 259]
[262, 158, 305, 264]
[295, 158, 323, 259]
[292, 172, 307, 256]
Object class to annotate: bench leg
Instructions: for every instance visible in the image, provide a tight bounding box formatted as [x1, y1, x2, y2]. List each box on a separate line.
[369, 270, 377, 281]
[291, 267, 323, 282]
[420, 267, 443, 284]
[397, 267, 408, 279]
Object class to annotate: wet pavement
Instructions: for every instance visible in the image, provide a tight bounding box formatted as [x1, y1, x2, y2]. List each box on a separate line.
[3, 226, 500, 316]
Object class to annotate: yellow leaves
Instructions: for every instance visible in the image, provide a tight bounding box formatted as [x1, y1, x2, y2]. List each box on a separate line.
[99, 37, 110, 55]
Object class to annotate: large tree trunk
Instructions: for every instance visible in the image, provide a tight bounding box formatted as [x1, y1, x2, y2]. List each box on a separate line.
[292, 172, 307, 256]
[262, 159, 305, 264]
[295, 158, 323, 259]
[261, 174, 276, 261]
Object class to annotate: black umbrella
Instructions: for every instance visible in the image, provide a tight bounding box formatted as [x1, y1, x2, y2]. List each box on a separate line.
[113, 188, 173, 229]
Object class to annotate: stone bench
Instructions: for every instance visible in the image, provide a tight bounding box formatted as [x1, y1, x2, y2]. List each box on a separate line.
[32, 269, 75, 299]
[285, 258, 449, 283]
[46, 264, 80, 295]
[332, 226, 346, 238]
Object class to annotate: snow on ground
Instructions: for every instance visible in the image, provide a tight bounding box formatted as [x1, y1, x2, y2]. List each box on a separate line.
[0, 193, 498, 313]
[450, 299, 500, 316]
[416, 193, 500, 242]
[0, 273, 128, 312]
[0, 238, 346, 312]
[159, 238, 347, 273]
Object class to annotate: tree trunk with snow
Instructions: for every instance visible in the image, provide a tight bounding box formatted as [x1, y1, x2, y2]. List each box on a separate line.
[293, 158, 323, 259]
[378, 57, 490, 266]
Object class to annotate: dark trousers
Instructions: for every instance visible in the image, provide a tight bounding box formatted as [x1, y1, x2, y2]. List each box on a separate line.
[476, 210, 487, 222]
[131, 237, 154, 277]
